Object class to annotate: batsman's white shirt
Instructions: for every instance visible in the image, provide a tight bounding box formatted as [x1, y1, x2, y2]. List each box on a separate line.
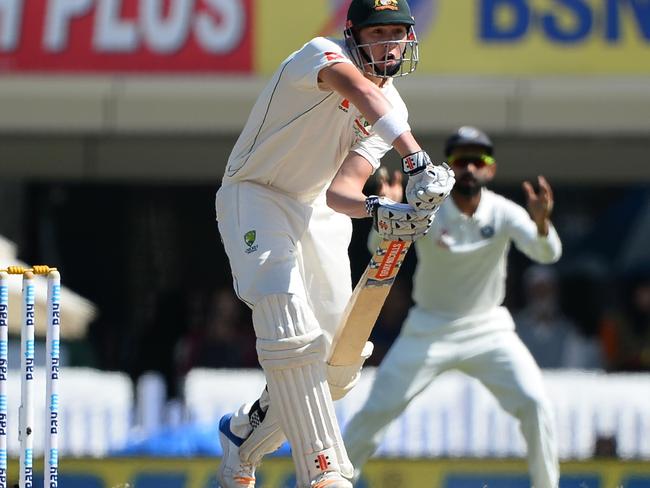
[217, 37, 405, 347]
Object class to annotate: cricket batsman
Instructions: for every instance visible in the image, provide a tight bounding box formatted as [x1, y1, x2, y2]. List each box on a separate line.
[214, 1, 455, 487]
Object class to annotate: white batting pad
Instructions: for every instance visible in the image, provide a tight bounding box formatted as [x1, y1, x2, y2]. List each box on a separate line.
[242, 337, 374, 461]
[253, 294, 352, 486]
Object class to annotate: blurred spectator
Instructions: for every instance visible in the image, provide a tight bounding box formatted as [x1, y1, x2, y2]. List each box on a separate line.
[515, 265, 573, 368]
[176, 286, 258, 373]
[132, 288, 190, 399]
[559, 259, 617, 369]
[516, 264, 604, 369]
[603, 270, 650, 371]
[593, 435, 619, 458]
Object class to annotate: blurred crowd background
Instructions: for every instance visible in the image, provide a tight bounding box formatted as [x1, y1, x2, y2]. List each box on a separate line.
[2, 153, 649, 400]
[1, 0, 649, 469]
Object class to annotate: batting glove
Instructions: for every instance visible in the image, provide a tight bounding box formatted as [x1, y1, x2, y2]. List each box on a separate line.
[403, 152, 455, 211]
[365, 196, 433, 242]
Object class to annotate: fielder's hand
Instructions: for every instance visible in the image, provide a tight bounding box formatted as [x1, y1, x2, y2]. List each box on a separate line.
[365, 196, 432, 242]
[402, 151, 455, 211]
[523, 175, 554, 236]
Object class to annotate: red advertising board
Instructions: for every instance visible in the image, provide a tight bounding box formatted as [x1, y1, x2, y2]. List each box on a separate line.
[0, 0, 252, 73]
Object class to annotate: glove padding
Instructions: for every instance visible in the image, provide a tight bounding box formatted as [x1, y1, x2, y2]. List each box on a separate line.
[365, 195, 432, 242]
[404, 154, 456, 211]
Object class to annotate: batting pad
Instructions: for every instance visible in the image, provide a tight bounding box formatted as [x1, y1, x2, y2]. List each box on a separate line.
[253, 294, 353, 485]
[241, 338, 374, 461]
[239, 390, 286, 464]
[327, 341, 374, 401]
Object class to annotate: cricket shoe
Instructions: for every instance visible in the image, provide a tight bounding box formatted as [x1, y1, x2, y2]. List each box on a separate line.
[309, 471, 353, 488]
[217, 414, 256, 488]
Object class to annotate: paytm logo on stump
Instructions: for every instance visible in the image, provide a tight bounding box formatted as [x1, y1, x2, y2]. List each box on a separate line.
[480, 0, 650, 43]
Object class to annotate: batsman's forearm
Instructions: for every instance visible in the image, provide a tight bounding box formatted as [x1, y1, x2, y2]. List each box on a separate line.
[321, 63, 392, 123]
[392, 132, 421, 158]
[326, 190, 368, 218]
[352, 85, 393, 124]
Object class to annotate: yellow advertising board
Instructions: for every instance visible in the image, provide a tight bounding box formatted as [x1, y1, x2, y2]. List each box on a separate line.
[255, 0, 650, 75]
[6, 457, 650, 487]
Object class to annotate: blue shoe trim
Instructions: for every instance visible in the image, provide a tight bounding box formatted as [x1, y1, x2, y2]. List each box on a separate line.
[219, 414, 246, 447]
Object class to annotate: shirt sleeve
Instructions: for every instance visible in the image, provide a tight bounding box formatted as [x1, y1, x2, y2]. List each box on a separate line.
[285, 37, 354, 91]
[504, 200, 562, 264]
[351, 134, 392, 171]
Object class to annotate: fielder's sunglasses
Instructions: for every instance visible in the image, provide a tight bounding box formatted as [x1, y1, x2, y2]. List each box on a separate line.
[447, 154, 496, 168]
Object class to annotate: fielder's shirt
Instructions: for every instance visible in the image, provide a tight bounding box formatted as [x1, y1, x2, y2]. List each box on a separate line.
[371, 188, 562, 328]
[415, 189, 561, 317]
[223, 37, 407, 203]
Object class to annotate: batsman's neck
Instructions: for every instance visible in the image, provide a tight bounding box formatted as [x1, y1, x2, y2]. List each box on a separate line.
[364, 72, 389, 87]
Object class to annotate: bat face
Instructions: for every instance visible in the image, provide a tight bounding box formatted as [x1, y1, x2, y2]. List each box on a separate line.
[329, 238, 411, 366]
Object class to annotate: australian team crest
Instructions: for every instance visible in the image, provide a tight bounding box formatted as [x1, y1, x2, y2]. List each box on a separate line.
[244, 230, 258, 254]
[374, 0, 399, 11]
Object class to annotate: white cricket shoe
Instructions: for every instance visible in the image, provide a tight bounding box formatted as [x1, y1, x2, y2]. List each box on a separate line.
[217, 414, 257, 488]
[310, 471, 353, 488]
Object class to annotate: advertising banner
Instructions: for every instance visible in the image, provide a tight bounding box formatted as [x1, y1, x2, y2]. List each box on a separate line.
[7, 458, 650, 488]
[1, 1, 649, 74]
[257, 0, 650, 75]
[0, 0, 252, 73]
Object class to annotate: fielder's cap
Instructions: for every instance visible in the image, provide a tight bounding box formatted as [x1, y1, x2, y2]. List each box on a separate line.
[445, 126, 494, 156]
[347, 0, 415, 29]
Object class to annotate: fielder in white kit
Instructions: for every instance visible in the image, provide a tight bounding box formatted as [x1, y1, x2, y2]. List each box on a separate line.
[344, 126, 562, 488]
[214, 1, 455, 487]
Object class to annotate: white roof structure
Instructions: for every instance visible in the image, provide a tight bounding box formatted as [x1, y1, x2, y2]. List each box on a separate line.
[0, 235, 97, 339]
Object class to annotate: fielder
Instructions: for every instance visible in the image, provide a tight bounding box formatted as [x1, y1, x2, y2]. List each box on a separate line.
[214, 1, 454, 487]
[344, 126, 562, 488]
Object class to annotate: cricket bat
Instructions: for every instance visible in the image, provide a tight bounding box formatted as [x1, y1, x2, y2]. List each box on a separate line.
[328, 238, 411, 366]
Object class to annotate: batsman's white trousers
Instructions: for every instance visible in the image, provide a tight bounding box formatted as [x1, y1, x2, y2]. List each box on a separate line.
[344, 305, 559, 488]
[215, 181, 353, 356]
